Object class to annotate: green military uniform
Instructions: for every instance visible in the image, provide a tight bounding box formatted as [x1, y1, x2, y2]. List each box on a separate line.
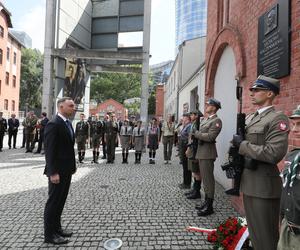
[105, 120, 118, 163]
[22, 115, 38, 152]
[90, 119, 103, 163]
[195, 114, 222, 198]
[75, 120, 89, 163]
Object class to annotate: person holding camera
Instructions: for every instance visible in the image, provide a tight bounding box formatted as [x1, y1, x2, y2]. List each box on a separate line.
[232, 75, 289, 250]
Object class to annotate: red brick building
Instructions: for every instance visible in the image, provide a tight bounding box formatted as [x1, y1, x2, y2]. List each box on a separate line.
[0, 3, 22, 117]
[205, 0, 299, 213]
[155, 83, 164, 119]
[89, 98, 127, 120]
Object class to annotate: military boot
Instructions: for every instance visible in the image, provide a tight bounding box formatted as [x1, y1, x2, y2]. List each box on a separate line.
[91, 151, 96, 163]
[134, 153, 138, 164]
[197, 198, 214, 216]
[195, 194, 208, 210]
[122, 152, 126, 163]
[81, 152, 85, 163]
[186, 180, 201, 199]
[78, 152, 82, 163]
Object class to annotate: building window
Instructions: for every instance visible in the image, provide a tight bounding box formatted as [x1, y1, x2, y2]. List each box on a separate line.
[0, 49, 2, 64]
[13, 52, 17, 64]
[4, 99, 8, 110]
[5, 72, 9, 85]
[12, 100, 15, 111]
[12, 75, 16, 87]
[6, 47, 10, 61]
[0, 26, 4, 37]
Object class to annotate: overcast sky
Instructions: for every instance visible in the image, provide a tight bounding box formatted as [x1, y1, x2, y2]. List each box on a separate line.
[3, 0, 175, 65]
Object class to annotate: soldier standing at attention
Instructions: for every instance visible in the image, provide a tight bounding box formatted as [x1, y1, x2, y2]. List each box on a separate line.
[105, 113, 119, 164]
[278, 105, 300, 250]
[193, 99, 222, 216]
[23, 111, 38, 153]
[101, 114, 109, 159]
[90, 114, 103, 164]
[133, 120, 146, 164]
[0, 111, 7, 152]
[120, 119, 132, 164]
[232, 75, 289, 250]
[75, 113, 89, 163]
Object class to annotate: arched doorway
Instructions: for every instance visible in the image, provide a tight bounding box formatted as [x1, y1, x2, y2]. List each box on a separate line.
[213, 46, 237, 189]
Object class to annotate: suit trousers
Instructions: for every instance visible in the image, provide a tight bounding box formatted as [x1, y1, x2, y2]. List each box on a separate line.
[44, 174, 72, 238]
[199, 159, 215, 199]
[8, 130, 17, 148]
[163, 136, 174, 161]
[0, 132, 4, 149]
[106, 135, 116, 162]
[243, 194, 280, 250]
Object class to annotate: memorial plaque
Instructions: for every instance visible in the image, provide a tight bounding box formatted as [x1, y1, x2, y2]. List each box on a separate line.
[257, 0, 290, 78]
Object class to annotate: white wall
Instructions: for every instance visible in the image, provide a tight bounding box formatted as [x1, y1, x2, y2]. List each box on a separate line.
[213, 46, 237, 189]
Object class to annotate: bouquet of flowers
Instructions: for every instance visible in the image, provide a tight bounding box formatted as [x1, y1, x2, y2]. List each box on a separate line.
[187, 217, 251, 250]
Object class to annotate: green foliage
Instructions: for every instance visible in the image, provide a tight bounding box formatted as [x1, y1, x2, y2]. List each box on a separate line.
[91, 72, 142, 104]
[20, 48, 43, 110]
[124, 99, 140, 117]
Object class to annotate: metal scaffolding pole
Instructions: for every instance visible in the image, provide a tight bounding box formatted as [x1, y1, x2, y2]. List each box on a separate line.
[41, 0, 56, 117]
[140, 0, 151, 124]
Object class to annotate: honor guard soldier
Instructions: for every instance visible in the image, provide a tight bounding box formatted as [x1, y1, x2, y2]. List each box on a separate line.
[278, 105, 300, 250]
[132, 120, 146, 164]
[105, 112, 119, 164]
[22, 111, 38, 153]
[75, 113, 89, 163]
[194, 99, 222, 216]
[232, 75, 289, 250]
[0, 111, 7, 152]
[185, 110, 203, 200]
[120, 119, 132, 163]
[90, 114, 103, 164]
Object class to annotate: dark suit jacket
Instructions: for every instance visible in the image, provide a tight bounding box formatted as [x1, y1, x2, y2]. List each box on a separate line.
[44, 115, 76, 177]
[8, 118, 19, 132]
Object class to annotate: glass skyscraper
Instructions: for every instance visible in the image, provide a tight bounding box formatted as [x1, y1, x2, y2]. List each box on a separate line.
[175, 0, 207, 48]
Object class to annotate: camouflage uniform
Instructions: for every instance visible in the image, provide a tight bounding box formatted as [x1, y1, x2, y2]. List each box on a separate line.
[22, 115, 38, 152]
[90, 119, 103, 163]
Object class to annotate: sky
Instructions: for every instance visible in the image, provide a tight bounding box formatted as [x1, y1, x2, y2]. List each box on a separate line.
[3, 0, 175, 65]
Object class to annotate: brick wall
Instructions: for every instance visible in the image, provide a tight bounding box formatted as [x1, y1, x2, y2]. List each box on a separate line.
[89, 98, 126, 120]
[155, 84, 164, 118]
[206, 0, 300, 213]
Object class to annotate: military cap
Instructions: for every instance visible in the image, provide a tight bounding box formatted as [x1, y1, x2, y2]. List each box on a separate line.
[249, 75, 280, 95]
[289, 105, 300, 119]
[190, 110, 203, 116]
[206, 98, 222, 109]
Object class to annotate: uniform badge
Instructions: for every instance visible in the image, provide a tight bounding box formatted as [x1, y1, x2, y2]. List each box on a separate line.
[279, 121, 288, 131]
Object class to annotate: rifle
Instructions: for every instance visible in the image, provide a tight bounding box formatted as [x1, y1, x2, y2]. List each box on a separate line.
[221, 79, 246, 196]
[189, 110, 203, 160]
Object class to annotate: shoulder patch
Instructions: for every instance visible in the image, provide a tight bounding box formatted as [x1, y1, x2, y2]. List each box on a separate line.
[278, 121, 288, 131]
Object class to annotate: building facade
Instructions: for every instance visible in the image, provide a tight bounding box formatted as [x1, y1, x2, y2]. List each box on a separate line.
[155, 84, 164, 119]
[0, 3, 22, 118]
[89, 98, 127, 121]
[175, 0, 207, 49]
[205, 0, 299, 213]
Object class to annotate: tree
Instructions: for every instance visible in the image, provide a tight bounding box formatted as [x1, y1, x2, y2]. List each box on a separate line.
[91, 72, 142, 104]
[20, 48, 43, 111]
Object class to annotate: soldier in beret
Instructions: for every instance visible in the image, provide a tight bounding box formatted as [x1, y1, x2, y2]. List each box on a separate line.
[232, 75, 289, 250]
[278, 105, 300, 249]
[22, 111, 38, 153]
[75, 113, 89, 163]
[193, 99, 222, 216]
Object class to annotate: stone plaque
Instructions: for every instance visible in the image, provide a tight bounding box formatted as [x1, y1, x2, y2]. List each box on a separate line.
[257, 0, 290, 78]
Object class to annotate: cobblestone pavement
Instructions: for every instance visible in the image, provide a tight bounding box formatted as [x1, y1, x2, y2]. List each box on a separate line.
[0, 139, 239, 249]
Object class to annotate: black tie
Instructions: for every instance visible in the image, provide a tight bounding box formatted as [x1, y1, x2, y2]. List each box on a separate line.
[65, 120, 73, 137]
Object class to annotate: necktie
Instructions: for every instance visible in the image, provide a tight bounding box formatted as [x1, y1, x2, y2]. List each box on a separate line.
[65, 120, 73, 137]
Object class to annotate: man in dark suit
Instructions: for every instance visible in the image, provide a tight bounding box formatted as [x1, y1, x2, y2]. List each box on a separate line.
[44, 97, 76, 244]
[8, 113, 19, 149]
[0, 111, 7, 152]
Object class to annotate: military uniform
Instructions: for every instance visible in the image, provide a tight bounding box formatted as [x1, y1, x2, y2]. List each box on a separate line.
[90, 119, 103, 163]
[0, 116, 7, 151]
[105, 120, 118, 163]
[234, 75, 289, 250]
[120, 123, 132, 163]
[22, 115, 38, 152]
[75, 120, 89, 163]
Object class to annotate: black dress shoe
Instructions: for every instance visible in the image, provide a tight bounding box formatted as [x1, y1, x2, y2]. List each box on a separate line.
[184, 190, 194, 196]
[56, 229, 73, 237]
[186, 191, 201, 199]
[44, 234, 69, 244]
[178, 183, 190, 189]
